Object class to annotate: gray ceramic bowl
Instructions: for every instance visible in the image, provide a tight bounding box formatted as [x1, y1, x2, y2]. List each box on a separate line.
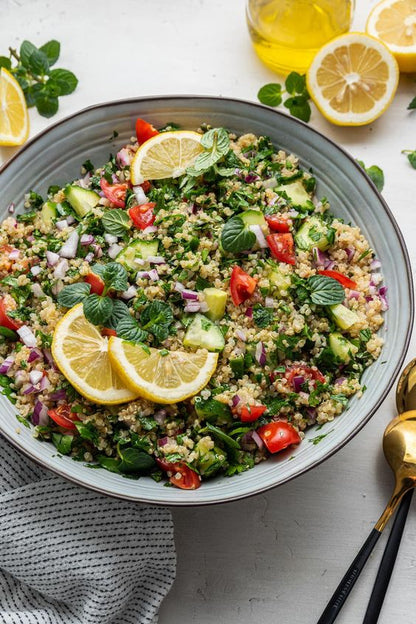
[0, 96, 413, 505]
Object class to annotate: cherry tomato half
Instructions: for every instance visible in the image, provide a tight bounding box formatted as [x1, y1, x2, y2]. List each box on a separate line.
[84, 273, 105, 296]
[266, 233, 296, 265]
[265, 214, 291, 233]
[239, 405, 267, 423]
[284, 364, 326, 389]
[100, 178, 129, 208]
[317, 269, 358, 290]
[0, 298, 21, 331]
[230, 266, 258, 306]
[101, 328, 117, 337]
[156, 458, 201, 490]
[257, 421, 301, 454]
[135, 118, 159, 145]
[48, 404, 80, 431]
[128, 203, 156, 230]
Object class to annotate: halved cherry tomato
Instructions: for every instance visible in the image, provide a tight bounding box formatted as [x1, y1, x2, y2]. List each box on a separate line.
[135, 118, 159, 145]
[265, 214, 291, 233]
[0, 298, 21, 331]
[257, 421, 301, 453]
[156, 458, 201, 490]
[100, 178, 128, 208]
[239, 405, 267, 423]
[48, 404, 80, 431]
[128, 203, 156, 230]
[317, 269, 357, 290]
[84, 273, 105, 296]
[284, 364, 326, 389]
[266, 233, 296, 265]
[101, 328, 117, 337]
[230, 266, 258, 306]
[140, 180, 152, 194]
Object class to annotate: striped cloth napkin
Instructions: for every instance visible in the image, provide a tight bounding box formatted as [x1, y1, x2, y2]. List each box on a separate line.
[0, 436, 176, 624]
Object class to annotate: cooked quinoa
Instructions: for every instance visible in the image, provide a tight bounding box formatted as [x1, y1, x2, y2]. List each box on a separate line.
[0, 122, 386, 489]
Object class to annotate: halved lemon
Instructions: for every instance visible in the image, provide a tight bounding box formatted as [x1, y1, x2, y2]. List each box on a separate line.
[366, 0, 416, 73]
[306, 32, 400, 126]
[130, 130, 203, 185]
[0, 68, 29, 146]
[108, 337, 219, 404]
[52, 304, 139, 405]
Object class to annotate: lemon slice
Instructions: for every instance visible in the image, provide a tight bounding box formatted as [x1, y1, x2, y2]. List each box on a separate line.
[130, 130, 203, 184]
[108, 337, 219, 404]
[306, 32, 399, 126]
[0, 68, 29, 146]
[366, 0, 416, 73]
[52, 304, 139, 405]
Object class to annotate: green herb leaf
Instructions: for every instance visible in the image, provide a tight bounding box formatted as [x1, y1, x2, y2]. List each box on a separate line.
[35, 94, 59, 118]
[83, 294, 114, 326]
[106, 299, 130, 330]
[39, 40, 60, 66]
[190, 128, 230, 173]
[402, 149, 416, 169]
[103, 262, 128, 292]
[141, 300, 174, 343]
[307, 275, 345, 306]
[205, 423, 240, 449]
[257, 83, 282, 107]
[48, 68, 78, 95]
[285, 72, 307, 95]
[118, 447, 155, 474]
[74, 421, 98, 443]
[284, 95, 311, 122]
[253, 304, 274, 328]
[116, 315, 148, 343]
[102, 209, 130, 236]
[221, 216, 256, 253]
[357, 160, 384, 192]
[96, 456, 121, 473]
[408, 96, 416, 110]
[52, 432, 73, 454]
[57, 282, 91, 308]
[0, 56, 11, 70]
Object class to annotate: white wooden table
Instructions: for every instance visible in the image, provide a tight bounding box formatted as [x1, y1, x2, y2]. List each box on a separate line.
[2, 1, 416, 622]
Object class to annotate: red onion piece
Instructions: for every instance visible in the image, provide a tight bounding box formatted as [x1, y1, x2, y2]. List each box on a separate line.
[116, 147, 133, 167]
[348, 290, 361, 300]
[136, 271, 150, 279]
[108, 243, 123, 259]
[8, 249, 20, 260]
[154, 409, 167, 425]
[54, 258, 69, 279]
[148, 268, 159, 281]
[80, 234, 95, 246]
[235, 329, 246, 342]
[32, 399, 49, 426]
[22, 384, 37, 395]
[85, 252, 94, 263]
[158, 436, 169, 447]
[17, 326, 37, 348]
[245, 173, 259, 183]
[56, 219, 69, 230]
[0, 356, 15, 374]
[345, 247, 355, 261]
[325, 260, 335, 270]
[49, 389, 67, 401]
[184, 301, 201, 313]
[29, 370, 43, 385]
[132, 185, 148, 205]
[181, 289, 199, 301]
[59, 230, 80, 259]
[46, 250, 60, 267]
[335, 377, 347, 385]
[104, 233, 117, 245]
[121, 286, 137, 300]
[251, 430, 264, 450]
[249, 224, 268, 248]
[66, 215, 76, 225]
[30, 265, 42, 277]
[312, 247, 328, 267]
[378, 286, 389, 311]
[174, 282, 185, 293]
[231, 395, 241, 408]
[39, 375, 50, 391]
[7, 202, 15, 214]
[255, 341, 266, 366]
[370, 258, 382, 271]
[15, 370, 26, 387]
[78, 172, 91, 189]
[28, 348, 42, 363]
[142, 225, 158, 235]
[91, 243, 103, 258]
[43, 349, 55, 367]
[147, 256, 166, 265]
[245, 307, 253, 318]
[292, 375, 305, 392]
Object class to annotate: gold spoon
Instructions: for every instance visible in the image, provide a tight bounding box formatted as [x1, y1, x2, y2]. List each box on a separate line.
[317, 359, 416, 624]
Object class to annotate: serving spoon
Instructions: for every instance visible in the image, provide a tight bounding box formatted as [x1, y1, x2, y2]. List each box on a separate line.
[317, 359, 416, 624]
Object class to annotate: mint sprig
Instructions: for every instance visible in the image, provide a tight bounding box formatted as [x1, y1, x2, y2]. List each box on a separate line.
[0, 39, 78, 118]
[402, 149, 416, 169]
[221, 215, 256, 253]
[257, 72, 311, 123]
[187, 127, 230, 175]
[356, 160, 385, 192]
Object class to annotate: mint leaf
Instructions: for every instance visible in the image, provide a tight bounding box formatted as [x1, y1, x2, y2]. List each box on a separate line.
[83, 294, 114, 325]
[285, 72, 307, 95]
[20, 41, 38, 68]
[39, 40, 60, 66]
[307, 275, 345, 306]
[402, 150, 416, 169]
[257, 83, 282, 107]
[106, 299, 130, 330]
[141, 301, 174, 343]
[408, 96, 416, 110]
[190, 128, 230, 173]
[48, 68, 78, 95]
[357, 160, 384, 192]
[0, 56, 11, 70]
[57, 282, 91, 308]
[116, 315, 148, 343]
[102, 262, 128, 292]
[52, 433, 73, 455]
[221, 216, 256, 253]
[118, 447, 155, 474]
[253, 304, 274, 328]
[35, 94, 58, 118]
[284, 96, 311, 122]
[20, 41, 49, 75]
[102, 209, 130, 236]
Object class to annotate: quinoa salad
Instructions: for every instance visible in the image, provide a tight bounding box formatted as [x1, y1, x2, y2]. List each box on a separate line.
[0, 119, 386, 490]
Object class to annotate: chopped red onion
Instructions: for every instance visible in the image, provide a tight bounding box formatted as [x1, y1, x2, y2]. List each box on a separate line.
[335, 377, 347, 385]
[345, 247, 355, 261]
[56, 219, 69, 230]
[59, 230, 79, 259]
[312, 247, 328, 267]
[8, 249, 20, 260]
[370, 258, 381, 271]
[264, 297, 274, 308]
[158, 436, 169, 447]
[66, 215, 76, 225]
[46, 250, 60, 267]
[245, 307, 253, 318]
[78, 172, 91, 189]
[325, 260, 335, 270]
[136, 271, 150, 279]
[51, 280, 64, 296]
[365, 295, 373, 302]
[147, 256, 166, 265]
[142, 225, 157, 235]
[31, 283, 45, 298]
[17, 326, 37, 348]
[255, 341, 266, 366]
[249, 224, 268, 248]
[49, 388, 67, 401]
[32, 399, 49, 426]
[154, 409, 167, 425]
[85, 252, 94, 263]
[108, 243, 123, 259]
[22, 384, 37, 395]
[181, 289, 199, 301]
[132, 185, 148, 205]
[91, 243, 103, 258]
[30, 265, 42, 277]
[348, 290, 361, 300]
[43, 349, 55, 367]
[39, 375, 50, 391]
[379, 286, 389, 311]
[133, 257, 145, 266]
[104, 233, 118, 245]
[121, 286, 137, 300]
[174, 282, 185, 293]
[231, 395, 241, 408]
[236, 329, 247, 342]
[184, 301, 201, 313]
[148, 268, 159, 281]
[306, 408, 317, 423]
[116, 147, 133, 167]
[245, 173, 260, 183]
[28, 348, 42, 363]
[292, 375, 305, 392]
[29, 370, 43, 385]
[368, 283, 377, 295]
[80, 234, 95, 246]
[251, 430, 264, 450]
[0, 356, 14, 374]
[7, 202, 15, 214]
[54, 258, 69, 279]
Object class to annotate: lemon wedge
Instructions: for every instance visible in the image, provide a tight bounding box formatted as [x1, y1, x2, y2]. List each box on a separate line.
[306, 32, 399, 126]
[0, 67, 29, 146]
[52, 304, 139, 405]
[130, 130, 203, 185]
[366, 0, 416, 73]
[108, 337, 219, 404]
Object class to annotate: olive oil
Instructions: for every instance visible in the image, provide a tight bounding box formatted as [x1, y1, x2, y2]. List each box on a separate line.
[246, 0, 354, 75]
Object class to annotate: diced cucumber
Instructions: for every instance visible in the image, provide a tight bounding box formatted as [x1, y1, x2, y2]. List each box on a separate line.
[116, 239, 159, 270]
[194, 396, 232, 426]
[41, 201, 57, 227]
[183, 314, 225, 352]
[203, 288, 227, 321]
[330, 304, 359, 330]
[329, 332, 358, 363]
[196, 442, 225, 477]
[294, 215, 333, 251]
[230, 356, 245, 378]
[240, 209, 266, 227]
[276, 179, 311, 208]
[268, 266, 292, 296]
[64, 185, 100, 217]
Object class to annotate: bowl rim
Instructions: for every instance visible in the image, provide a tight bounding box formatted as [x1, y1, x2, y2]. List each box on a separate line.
[0, 94, 414, 506]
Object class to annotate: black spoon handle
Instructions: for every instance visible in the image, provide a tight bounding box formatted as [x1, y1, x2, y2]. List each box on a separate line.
[362, 489, 413, 624]
[317, 529, 382, 624]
